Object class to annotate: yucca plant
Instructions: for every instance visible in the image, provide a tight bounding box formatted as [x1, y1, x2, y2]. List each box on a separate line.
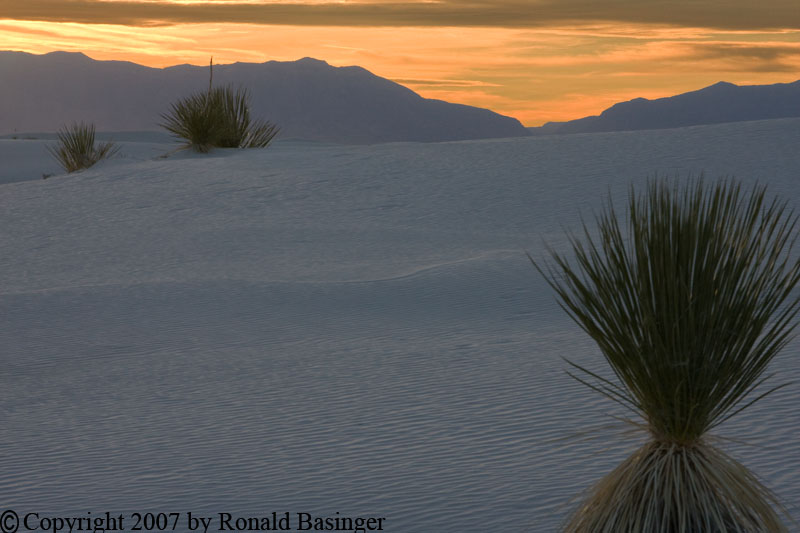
[533, 178, 799, 532]
[47, 122, 119, 173]
[160, 61, 278, 153]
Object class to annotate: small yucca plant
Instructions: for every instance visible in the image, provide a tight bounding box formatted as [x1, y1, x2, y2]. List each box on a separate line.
[47, 122, 119, 173]
[161, 60, 279, 153]
[161, 59, 278, 153]
[534, 178, 799, 532]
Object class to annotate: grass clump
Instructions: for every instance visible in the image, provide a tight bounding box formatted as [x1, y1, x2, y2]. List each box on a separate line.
[533, 178, 799, 532]
[47, 122, 119, 173]
[161, 85, 279, 153]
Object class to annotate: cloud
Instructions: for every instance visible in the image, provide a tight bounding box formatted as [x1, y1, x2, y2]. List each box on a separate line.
[393, 78, 502, 88]
[689, 43, 800, 61]
[680, 42, 800, 72]
[2, 0, 800, 31]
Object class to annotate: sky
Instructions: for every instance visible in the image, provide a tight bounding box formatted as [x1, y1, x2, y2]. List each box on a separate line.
[1, 1, 800, 126]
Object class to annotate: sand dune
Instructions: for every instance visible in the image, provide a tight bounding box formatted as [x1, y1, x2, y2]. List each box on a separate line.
[2, 118, 799, 531]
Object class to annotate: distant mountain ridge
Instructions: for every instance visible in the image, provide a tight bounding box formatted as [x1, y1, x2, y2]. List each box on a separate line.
[0, 51, 528, 143]
[531, 80, 800, 135]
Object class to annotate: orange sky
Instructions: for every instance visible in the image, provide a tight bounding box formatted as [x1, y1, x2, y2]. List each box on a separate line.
[1, 0, 800, 126]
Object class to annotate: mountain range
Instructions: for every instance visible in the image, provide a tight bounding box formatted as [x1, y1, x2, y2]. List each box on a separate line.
[531, 80, 800, 135]
[3, 51, 800, 143]
[0, 51, 528, 143]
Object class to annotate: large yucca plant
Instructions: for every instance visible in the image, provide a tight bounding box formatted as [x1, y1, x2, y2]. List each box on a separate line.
[161, 60, 279, 152]
[534, 178, 800, 532]
[47, 122, 119, 173]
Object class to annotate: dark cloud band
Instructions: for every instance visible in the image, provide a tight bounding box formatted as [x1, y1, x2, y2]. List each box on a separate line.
[1, 0, 799, 30]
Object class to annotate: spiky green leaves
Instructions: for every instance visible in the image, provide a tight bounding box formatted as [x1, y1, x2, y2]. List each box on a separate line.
[47, 122, 119, 173]
[161, 86, 279, 153]
[535, 179, 799, 531]
[536, 179, 800, 444]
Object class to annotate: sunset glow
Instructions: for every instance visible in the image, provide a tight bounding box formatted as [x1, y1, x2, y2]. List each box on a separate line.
[2, 0, 800, 125]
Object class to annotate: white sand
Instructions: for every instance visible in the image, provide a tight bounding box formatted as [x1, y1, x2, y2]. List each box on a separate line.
[1, 119, 799, 531]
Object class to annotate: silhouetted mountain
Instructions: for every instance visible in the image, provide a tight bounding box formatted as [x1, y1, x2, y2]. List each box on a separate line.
[0, 51, 529, 143]
[530, 80, 800, 135]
